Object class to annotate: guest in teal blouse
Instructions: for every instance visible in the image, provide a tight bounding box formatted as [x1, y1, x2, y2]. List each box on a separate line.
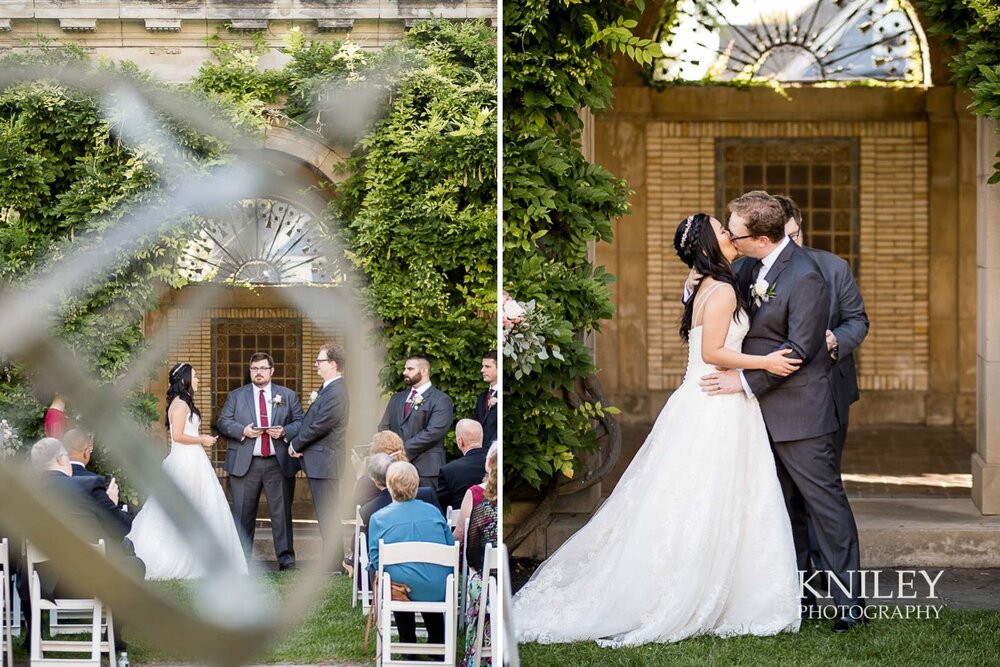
[369, 460, 456, 649]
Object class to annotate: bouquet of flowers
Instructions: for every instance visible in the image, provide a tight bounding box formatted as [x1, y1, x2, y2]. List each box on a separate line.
[503, 292, 564, 379]
[0, 418, 23, 459]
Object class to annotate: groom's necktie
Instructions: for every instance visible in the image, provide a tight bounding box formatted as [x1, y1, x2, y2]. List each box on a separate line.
[752, 259, 764, 282]
[404, 388, 418, 417]
[259, 389, 271, 457]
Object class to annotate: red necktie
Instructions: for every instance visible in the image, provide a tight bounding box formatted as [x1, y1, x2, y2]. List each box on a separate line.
[404, 388, 417, 417]
[259, 389, 271, 457]
[486, 388, 495, 410]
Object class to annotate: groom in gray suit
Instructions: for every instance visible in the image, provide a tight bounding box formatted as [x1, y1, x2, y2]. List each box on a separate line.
[217, 352, 304, 570]
[378, 354, 454, 488]
[702, 191, 863, 632]
[288, 342, 350, 559]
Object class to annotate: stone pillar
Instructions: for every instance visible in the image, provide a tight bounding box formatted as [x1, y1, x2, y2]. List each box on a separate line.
[974, 117, 1000, 514]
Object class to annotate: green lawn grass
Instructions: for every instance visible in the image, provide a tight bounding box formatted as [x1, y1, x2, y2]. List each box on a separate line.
[517, 611, 1000, 666]
[131, 573, 371, 664]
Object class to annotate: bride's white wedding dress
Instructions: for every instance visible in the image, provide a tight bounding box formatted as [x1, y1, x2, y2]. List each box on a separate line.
[513, 313, 800, 647]
[128, 414, 248, 580]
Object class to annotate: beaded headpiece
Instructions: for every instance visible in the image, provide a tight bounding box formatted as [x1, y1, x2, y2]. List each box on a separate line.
[679, 216, 695, 249]
[168, 362, 190, 384]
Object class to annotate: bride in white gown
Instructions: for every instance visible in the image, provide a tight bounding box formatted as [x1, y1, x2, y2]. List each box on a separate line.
[513, 213, 802, 647]
[129, 363, 248, 580]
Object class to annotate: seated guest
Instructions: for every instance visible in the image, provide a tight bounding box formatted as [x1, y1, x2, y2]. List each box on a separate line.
[64, 429, 133, 537]
[461, 443, 498, 667]
[436, 419, 486, 513]
[453, 441, 495, 544]
[21, 437, 144, 662]
[369, 461, 455, 653]
[353, 431, 409, 506]
[361, 454, 440, 526]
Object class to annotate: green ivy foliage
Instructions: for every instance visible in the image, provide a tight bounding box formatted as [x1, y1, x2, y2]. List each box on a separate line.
[330, 20, 498, 422]
[921, 0, 1000, 181]
[503, 0, 659, 489]
[0, 50, 236, 495]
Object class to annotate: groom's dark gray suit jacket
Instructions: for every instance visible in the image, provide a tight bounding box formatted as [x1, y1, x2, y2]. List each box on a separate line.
[800, 246, 869, 428]
[736, 242, 839, 442]
[217, 383, 304, 478]
[288, 378, 350, 480]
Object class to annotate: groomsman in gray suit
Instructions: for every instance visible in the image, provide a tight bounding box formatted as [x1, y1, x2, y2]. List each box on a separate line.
[378, 354, 454, 488]
[776, 194, 869, 588]
[775, 195, 869, 462]
[288, 342, 350, 559]
[218, 352, 304, 570]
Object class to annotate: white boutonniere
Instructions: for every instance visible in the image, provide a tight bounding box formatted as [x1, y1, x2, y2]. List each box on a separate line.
[409, 393, 425, 411]
[750, 278, 777, 307]
[271, 394, 283, 407]
[309, 390, 318, 404]
[487, 393, 497, 409]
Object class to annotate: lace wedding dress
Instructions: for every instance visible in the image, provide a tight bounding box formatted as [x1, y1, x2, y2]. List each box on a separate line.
[513, 313, 800, 647]
[128, 415, 248, 580]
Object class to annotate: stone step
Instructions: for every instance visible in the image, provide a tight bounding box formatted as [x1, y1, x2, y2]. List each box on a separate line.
[855, 498, 1000, 567]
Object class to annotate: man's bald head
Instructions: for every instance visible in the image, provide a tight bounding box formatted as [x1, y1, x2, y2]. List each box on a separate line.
[63, 429, 94, 462]
[455, 419, 483, 454]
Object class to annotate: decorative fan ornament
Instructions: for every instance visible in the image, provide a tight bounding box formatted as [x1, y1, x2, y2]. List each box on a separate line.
[654, 0, 929, 84]
[178, 199, 342, 285]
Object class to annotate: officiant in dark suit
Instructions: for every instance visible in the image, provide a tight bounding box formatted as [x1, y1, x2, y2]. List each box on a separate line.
[475, 351, 498, 447]
[288, 343, 350, 559]
[217, 352, 304, 570]
[377, 354, 454, 488]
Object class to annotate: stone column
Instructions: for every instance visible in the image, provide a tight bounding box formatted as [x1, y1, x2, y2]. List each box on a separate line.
[974, 117, 1000, 514]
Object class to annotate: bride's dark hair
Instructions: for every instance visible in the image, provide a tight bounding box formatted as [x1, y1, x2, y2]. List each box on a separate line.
[674, 213, 747, 340]
[165, 362, 200, 427]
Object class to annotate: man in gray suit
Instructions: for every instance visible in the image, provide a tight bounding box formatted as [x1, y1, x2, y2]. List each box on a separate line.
[776, 195, 869, 462]
[702, 191, 863, 632]
[776, 194, 869, 592]
[288, 342, 350, 559]
[377, 354, 454, 488]
[217, 352, 304, 570]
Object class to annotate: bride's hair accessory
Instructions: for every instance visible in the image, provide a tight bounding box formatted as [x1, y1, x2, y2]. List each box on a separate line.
[679, 216, 694, 249]
[168, 362, 190, 384]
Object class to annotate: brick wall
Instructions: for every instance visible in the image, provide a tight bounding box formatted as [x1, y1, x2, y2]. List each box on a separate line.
[645, 121, 929, 395]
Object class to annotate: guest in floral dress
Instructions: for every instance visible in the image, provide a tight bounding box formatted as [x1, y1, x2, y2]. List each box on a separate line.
[461, 442, 497, 666]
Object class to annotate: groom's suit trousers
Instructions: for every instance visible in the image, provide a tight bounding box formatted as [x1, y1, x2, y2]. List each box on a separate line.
[771, 432, 862, 609]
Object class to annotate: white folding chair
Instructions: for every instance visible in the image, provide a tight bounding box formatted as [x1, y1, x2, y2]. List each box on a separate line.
[357, 532, 373, 615]
[27, 540, 115, 667]
[501, 544, 519, 667]
[471, 543, 497, 666]
[350, 506, 363, 609]
[487, 577, 497, 666]
[445, 506, 459, 530]
[376, 540, 459, 667]
[0, 538, 13, 667]
[458, 516, 471, 630]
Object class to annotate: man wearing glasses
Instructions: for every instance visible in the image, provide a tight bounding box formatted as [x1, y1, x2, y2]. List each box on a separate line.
[288, 343, 350, 564]
[218, 352, 305, 570]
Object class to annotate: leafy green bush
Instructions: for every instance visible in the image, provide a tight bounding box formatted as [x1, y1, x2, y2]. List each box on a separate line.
[503, 0, 657, 490]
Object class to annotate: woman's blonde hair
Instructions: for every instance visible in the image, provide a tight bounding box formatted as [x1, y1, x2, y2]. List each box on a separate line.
[386, 461, 420, 501]
[482, 442, 498, 503]
[370, 430, 407, 462]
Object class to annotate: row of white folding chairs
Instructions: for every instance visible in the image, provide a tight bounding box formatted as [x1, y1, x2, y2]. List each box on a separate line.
[26, 540, 116, 667]
[470, 543, 498, 666]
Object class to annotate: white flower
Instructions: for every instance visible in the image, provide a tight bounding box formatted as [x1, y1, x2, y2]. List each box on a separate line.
[750, 278, 777, 306]
[503, 298, 526, 320]
[271, 394, 283, 406]
[309, 390, 318, 404]
[409, 393, 425, 411]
